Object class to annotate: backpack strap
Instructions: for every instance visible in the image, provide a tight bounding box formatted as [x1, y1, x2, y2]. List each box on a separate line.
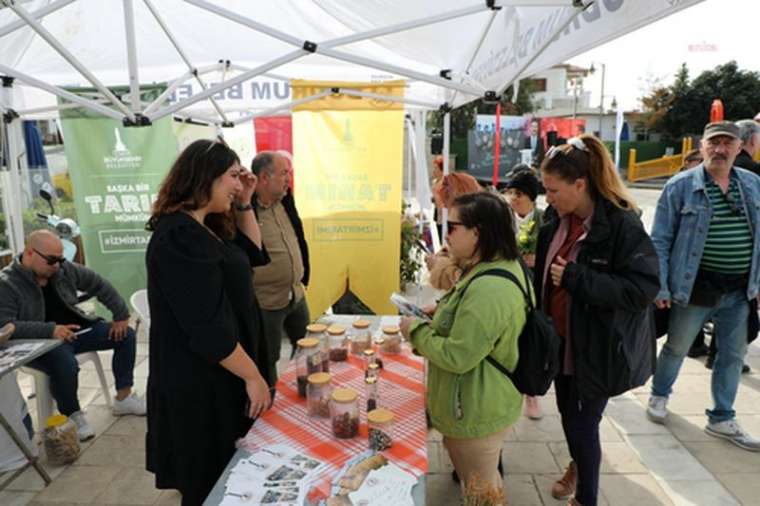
[458, 262, 534, 382]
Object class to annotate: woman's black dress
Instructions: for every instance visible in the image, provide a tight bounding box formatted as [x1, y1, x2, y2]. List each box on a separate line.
[145, 212, 271, 505]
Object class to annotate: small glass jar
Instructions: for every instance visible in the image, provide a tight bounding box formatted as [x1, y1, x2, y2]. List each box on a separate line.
[350, 319, 372, 355]
[365, 362, 380, 381]
[330, 388, 359, 439]
[365, 376, 379, 412]
[362, 348, 377, 368]
[327, 325, 348, 362]
[380, 325, 403, 354]
[306, 372, 332, 418]
[367, 408, 395, 451]
[295, 337, 322, 398]
[306, 323, 330, 373]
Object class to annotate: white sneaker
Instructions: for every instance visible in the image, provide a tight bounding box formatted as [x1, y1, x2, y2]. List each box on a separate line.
[705, 419, 760, 452]
[646, 395, 668, 424]
[112, 393, 146, 416]
[69, 411, 95, 441]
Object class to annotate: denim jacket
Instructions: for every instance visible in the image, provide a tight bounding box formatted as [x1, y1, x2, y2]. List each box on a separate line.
[651, 165, 760, 305]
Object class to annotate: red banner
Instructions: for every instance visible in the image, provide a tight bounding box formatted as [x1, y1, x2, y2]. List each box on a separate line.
[254, 115, 292, 154]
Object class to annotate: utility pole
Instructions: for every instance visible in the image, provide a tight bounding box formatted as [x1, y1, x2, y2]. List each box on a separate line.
[598, 63, 605, 138]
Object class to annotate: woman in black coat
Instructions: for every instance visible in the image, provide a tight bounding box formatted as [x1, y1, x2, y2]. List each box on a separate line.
[533, 135, 659, 506]
[145, 140, 273, 505]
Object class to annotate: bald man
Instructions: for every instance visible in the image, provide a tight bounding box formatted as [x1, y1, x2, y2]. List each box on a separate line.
[0, 230, 145, 441]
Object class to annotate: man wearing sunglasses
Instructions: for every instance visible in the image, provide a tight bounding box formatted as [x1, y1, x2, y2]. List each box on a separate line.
[0, 230, 145, 441]
[649, 121, 760, 452]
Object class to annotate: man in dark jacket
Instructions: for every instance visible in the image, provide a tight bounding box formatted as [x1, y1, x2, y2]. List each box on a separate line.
[250, 151, 310, 384]
[0, 230, 144, 441]
[733, 119, 760, 176]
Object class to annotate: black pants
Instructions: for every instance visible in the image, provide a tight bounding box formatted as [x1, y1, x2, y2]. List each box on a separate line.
[555, 374, 608, 506]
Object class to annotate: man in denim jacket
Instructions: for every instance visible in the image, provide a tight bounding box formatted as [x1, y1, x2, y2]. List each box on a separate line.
[648, 121, 760, 451]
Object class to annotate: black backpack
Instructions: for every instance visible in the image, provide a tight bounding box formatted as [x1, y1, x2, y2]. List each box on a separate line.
[460, 264, 561, 396]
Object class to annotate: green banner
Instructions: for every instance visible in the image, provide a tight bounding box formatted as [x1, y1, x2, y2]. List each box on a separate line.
[59, 88, 177, 304]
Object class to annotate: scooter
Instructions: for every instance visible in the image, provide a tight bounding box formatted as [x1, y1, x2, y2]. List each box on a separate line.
[36, 187, 80, 261]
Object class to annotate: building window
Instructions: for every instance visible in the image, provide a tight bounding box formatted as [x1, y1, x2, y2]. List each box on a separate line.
[529, 78, 547, 92]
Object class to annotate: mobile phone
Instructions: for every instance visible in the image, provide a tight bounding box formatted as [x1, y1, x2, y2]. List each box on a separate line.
[415, 239, 430, 254]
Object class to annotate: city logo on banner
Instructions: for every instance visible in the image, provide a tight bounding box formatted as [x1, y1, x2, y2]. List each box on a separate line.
[104, 128, 142, 170]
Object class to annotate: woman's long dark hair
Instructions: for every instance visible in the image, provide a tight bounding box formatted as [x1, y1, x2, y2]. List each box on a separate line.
[147, 139, 239, 239]
[452, 192, 519, 262]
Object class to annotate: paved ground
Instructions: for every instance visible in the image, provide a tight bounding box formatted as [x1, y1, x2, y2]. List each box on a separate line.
[3, 188, 760, 505]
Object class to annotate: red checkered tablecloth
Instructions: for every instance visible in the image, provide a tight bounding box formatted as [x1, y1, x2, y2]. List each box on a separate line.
[237, 317, 427, 498]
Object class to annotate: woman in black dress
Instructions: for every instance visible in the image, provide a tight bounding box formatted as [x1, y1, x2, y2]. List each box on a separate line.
[145, 140, 273, 505]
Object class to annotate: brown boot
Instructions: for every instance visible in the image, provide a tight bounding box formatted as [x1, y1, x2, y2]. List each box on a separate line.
[551, 461, 576, 499]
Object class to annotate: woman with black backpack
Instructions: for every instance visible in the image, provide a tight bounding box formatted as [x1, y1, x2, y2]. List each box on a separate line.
[534, 135, 660, 506]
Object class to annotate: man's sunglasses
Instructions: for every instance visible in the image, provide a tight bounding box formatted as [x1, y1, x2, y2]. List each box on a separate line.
[32, 248, 66, 266]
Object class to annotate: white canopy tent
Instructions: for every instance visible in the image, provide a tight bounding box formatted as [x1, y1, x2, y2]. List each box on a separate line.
[0, 0, 704, 252]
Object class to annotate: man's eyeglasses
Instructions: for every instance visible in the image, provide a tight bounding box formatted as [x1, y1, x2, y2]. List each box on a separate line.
[723, 189, 745, 216]
[32, 248, 65, 266]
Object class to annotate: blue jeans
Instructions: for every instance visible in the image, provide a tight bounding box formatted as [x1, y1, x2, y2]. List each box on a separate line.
[652, 290, 749, 423]
[26, 321, 136, 417]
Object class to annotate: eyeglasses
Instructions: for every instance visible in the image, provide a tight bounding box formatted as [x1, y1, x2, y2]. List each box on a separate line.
[32, 248, 65, 266]
[446, 220, 464, 232]
[546, 136, 589, 160]
[723, 188, 744, 216]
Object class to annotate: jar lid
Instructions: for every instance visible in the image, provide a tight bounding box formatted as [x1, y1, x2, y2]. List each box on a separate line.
[327, 325, 346, 335]
[353, 319, 371, 329]
[331, 388, 358, 403]
[365, 376, 378, 385]
[382, 325, 400, 334]
[45, 414, 67, 429]
[368, 363, 380, 371]
[306, 323, 328, 333]
[297, 337, 320, 348]
[362, 349, 376, 357]
[308, 372, 331, 385]
[368, 408, 394, 424]
[375, 337, 385, 345]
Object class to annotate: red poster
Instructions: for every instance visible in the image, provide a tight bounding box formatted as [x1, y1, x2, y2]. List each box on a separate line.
[254, 115, 294, 189]
[539, 118, 586, 145]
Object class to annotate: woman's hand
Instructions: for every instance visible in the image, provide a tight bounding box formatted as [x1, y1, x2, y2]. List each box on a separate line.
[550, 256, 568, 287]
[421, 303, 437, 316]
[399, 316, 416, 340]
[237, 169, 258, 205]
[245, 375, 271, 419]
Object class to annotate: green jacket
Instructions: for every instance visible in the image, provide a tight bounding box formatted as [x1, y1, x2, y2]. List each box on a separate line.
[409, 259, 530, 439]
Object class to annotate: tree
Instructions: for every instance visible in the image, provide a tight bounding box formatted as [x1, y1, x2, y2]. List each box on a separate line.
[641, 61, 760, 139]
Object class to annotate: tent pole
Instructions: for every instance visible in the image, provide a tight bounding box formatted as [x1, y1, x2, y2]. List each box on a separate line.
[338, 88, 439, 109]
[143, 63, 226, 116]
[148, 49, 307, 122]
[231, 91, 333, 125]
[0, 64, 125, 121]
[0, 79, 26, 254]
[6, 2, 135, 121]
[142, 0, 230, 124]
[497, 3, 589, 96]
[0, 0, 76, 39]
[449, 9, 498, 105]
[321, 4, 488, 49]
[441, 110, 451, 240]
[16, 99, 110, 117]
[185, 0, 482, 97]
[122, 0, 142, 115]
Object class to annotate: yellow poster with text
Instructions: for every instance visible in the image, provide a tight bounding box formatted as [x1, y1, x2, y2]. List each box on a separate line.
[292, 81, 404, 316]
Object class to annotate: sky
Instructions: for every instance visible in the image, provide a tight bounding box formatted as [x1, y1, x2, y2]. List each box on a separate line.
[567, 0, 759, 112]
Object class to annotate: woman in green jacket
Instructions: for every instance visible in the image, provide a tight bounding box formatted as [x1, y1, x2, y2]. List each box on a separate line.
[400, 192, 531, 500]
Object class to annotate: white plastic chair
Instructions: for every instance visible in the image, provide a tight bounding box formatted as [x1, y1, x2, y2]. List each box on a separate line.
[21, 351, 111, 431]
[130, 289, 150, 335]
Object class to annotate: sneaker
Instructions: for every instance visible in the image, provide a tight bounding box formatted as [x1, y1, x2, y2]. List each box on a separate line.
[112, 393, 147, 416]
[524, 396, 543, 420]
[742, 363, 751, 374]
[705, 419, 760, 452]
[646, 395, 668, 424]
[551, 461, 576, 500]
[69, 411, 95, 442]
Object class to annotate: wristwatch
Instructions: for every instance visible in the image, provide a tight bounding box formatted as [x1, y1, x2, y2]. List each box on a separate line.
[234, 202, 253, 212]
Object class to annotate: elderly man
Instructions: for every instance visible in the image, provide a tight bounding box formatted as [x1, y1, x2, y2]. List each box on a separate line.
[250, 151, 310, 385]
[648, 122, 760, 451]
[0, 230, 145, 441]
[733, 119, 760, 176]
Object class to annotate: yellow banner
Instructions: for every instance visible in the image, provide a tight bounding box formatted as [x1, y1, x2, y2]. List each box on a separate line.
[291, 79, 405, 111]
[292, 81, 404, 315]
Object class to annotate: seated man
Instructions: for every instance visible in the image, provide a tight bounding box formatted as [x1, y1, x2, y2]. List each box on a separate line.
[0, 230, 145, 441]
